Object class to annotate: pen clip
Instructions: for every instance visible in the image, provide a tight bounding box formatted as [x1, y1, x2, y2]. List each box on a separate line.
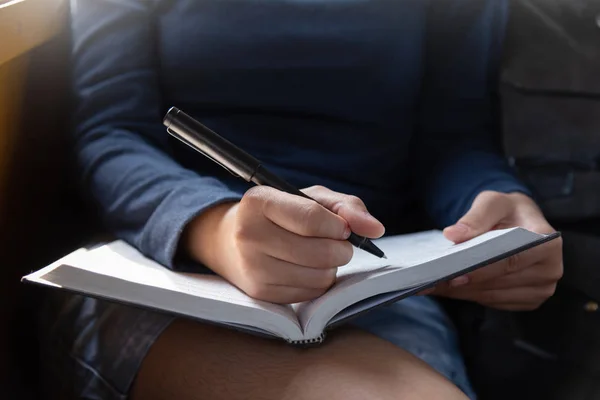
[167, 128, 242, 179]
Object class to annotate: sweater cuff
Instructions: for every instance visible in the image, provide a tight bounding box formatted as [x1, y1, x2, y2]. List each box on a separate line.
[137, 182, 244, 270]
[424, 151, 533, 228]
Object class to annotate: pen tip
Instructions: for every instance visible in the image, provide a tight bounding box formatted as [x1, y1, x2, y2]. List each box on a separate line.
[382, 255, 388, 259]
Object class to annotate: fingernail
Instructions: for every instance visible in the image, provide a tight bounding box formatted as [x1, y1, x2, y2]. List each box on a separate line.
[450, 275, 469, 287]
[343, 224, 351, 239]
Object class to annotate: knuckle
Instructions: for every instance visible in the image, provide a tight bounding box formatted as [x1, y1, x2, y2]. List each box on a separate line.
[326, 268, 338, 286]
[302, 185, 329, 199]
[304, 201, 324, 219]
[308, 288, 329, 301]
[305, 185, 326, 194]
[233, 221, 253, 243]
[317, 269, 338, 289]
[549, 263, 564, 282]
[242, 186, 278, 215]
[543, 284, 557, 299]
[554, 236, 564, 249]
[242, 186, 266, 205]
[244, 282, 269, 301]
[299, 203, 327, 235]
[338, 242, 354, 265]
[241, 188, 269, 215]
[345, 195, 365, 208]
[321, 242, 353, 267]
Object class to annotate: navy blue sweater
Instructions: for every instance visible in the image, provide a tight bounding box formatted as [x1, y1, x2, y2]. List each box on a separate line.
[70, 0, 530, 269]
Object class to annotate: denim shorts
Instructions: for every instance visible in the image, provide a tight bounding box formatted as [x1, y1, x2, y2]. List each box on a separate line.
[38, 292, 476, 399]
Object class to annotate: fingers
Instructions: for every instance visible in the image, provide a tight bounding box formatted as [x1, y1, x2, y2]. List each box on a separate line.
[303, 185, 385, 238]
[487, 303, 550, 312]
[242, 253, 338, 290]
[432, 191, 563, 312]
[473, 261, 563, 291]
[244, 284, 328, 304]
[459, 247, 544, 285]
[440, 285, 557, 311]
[443, 191, 514, 243]
[233, 185, 383, 304]
[242, 187, 350, 240]
[454, 237, 562, 285]
[242, 185, 385, 240]
[236, 216, 354, 269]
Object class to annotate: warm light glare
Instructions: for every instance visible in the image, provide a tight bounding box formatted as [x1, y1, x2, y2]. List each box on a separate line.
[0, 0, 25, 10]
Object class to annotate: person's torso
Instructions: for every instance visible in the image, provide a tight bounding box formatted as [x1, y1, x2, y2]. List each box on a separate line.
[156, 0, 429, 225]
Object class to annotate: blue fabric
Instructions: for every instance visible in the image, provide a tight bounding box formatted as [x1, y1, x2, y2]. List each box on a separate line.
[39, 293, 475, 399]
[70, 0, 531, 271]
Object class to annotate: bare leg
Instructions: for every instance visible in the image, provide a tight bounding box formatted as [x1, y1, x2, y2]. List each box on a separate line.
[131, 320, 469, 400]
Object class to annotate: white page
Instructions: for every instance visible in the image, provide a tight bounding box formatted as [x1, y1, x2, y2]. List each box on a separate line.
[294, 228, 522, 328]
[335, 228, 519, 285]
[337, 230, 450, 278]
[32, 241, 297, 323]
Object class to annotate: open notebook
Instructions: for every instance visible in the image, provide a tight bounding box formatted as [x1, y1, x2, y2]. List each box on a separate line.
[23, 227, 559, 345]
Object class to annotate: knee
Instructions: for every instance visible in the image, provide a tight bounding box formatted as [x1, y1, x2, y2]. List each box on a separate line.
[344, 370, 470, 400]
[283, 368, 470, 400]
[283, 334, 471, 400]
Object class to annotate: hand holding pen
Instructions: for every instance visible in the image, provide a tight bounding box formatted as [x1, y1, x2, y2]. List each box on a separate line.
[164, 107, 387, 257]
[164, 107, 387, 304]
[183, 184, 386, 304]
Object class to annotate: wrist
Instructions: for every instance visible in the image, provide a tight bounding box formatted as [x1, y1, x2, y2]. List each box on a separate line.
[506, 191, 534, 203]
[182, 202, 239, 272]
[505, 192, 556, 233]
[506, 191, 542, 213]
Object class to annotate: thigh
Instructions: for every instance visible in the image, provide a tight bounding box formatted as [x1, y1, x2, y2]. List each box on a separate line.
[132, 318, 469, 400]
[351, 296, 476, 399]
[38, 291, 471, 400]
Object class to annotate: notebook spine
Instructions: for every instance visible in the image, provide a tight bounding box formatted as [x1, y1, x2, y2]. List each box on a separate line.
[287, 332, 326, 347]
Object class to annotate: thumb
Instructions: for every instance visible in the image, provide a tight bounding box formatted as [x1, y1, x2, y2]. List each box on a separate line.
[443, 192, 514, 244]
[302, 185, 385, 238]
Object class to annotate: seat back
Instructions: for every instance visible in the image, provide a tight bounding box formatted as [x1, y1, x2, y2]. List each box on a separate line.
[0, 1, 91, 397]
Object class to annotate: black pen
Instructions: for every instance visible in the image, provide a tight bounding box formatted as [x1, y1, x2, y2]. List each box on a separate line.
[163, 107, 387, 259]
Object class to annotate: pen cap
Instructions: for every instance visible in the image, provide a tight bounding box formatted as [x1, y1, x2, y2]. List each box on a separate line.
[163, 107, 261, 181]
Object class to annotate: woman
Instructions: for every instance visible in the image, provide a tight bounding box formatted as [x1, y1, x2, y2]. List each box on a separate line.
[38, 0, 562, 399]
